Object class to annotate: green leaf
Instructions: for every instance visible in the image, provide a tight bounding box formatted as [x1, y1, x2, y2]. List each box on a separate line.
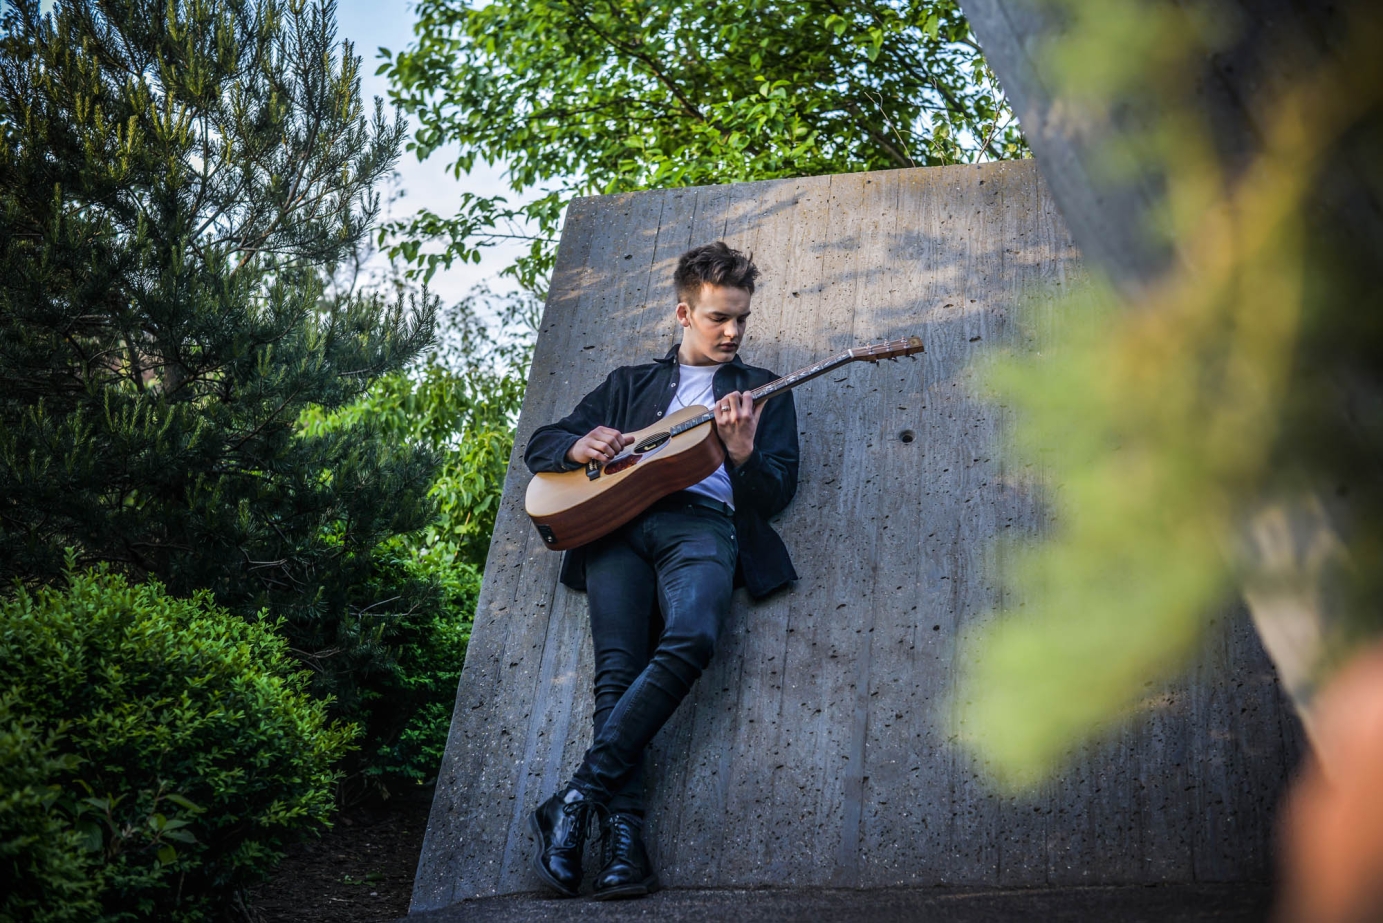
[164, 793, 204, 813]
[76, 820, 104, 853]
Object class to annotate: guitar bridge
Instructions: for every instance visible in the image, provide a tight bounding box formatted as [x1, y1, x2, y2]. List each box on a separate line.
[586, 460, 601, 481]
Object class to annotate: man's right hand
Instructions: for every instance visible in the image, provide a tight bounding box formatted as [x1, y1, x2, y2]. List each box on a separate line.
[566, 426, 634, 466]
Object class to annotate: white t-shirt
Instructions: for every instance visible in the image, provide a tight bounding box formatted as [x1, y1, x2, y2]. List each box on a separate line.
[669, 364, 734, 509]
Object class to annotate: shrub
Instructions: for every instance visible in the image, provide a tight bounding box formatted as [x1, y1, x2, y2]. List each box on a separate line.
[362, 538, 480, 785]
[0, 565, 357, 922]
[0, 697, 98, 923]
[301, 338, 527, 785]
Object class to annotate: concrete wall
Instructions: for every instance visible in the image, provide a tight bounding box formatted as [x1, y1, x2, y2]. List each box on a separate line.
[410, 160, 1302, 912]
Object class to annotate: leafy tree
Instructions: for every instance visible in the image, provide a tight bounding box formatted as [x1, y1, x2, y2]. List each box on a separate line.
[301, 285, 537, 781]
[379, 0, 1026, 288]
[0, 0, 440, 753]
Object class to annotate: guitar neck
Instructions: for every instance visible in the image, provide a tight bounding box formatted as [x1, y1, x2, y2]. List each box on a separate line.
[749, 351, 861, 403]
[666, 350, 872, 438]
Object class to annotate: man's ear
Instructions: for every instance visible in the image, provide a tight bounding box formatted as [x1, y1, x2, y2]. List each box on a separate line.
[675, 301, 692, 327]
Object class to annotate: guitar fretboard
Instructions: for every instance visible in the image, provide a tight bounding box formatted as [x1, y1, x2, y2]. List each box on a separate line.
[659, 337, 921, 439]
[665, 350, 857, 437]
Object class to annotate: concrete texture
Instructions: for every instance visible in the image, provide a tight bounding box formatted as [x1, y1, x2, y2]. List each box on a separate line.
[411, 161, 1304, 913]
[406, 883, 1273, 923]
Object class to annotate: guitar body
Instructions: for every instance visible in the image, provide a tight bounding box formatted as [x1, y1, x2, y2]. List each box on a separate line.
[525, 404, 726, 550]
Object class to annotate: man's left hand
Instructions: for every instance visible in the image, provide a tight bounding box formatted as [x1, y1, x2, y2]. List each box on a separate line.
[714, 391, 762, 468]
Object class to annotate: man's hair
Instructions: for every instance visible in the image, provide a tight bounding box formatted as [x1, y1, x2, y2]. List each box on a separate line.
[674, 241, 759, 306]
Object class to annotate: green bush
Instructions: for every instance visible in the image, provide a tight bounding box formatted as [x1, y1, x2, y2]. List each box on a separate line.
[0, 696, 98, 923]
[301, 322, 529, 785]
[0, 565, 357, 922]
[363, 538, 480, 785]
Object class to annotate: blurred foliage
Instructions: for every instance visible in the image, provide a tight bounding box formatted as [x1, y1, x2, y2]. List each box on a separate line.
[957, 0, 1383, 786]
[0, 563, 354, 921]
[378, 0, 1026, 289]
[301, 286, 538, 782]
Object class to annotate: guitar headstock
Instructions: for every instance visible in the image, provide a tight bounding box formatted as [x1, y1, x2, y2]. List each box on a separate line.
[848, 335, 925, 362]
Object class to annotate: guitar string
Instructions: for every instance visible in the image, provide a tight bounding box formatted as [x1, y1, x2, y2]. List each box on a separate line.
[665, 352, 852, 438]
[641, 339, 918, 444]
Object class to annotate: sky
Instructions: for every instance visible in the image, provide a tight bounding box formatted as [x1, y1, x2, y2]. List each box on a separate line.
[335, 0, 534, 305]
[28, 0, 535, 303]
[18, 0, 537, 328]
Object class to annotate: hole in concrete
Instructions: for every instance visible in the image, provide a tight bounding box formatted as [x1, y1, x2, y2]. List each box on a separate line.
[898, 429, 916, 444]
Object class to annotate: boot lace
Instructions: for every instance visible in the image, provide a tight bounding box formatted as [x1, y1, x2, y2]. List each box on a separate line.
[601, 812, 639, 866]
[561, 794, 607, 841]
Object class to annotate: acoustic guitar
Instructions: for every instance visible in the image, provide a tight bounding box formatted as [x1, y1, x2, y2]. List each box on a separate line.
[524, 336, 924, 550]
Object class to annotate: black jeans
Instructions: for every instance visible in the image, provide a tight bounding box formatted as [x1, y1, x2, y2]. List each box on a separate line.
[569, 496, 738, 814]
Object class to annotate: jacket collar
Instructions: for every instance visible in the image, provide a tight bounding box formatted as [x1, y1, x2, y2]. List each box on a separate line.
[658, 342, 747, 368]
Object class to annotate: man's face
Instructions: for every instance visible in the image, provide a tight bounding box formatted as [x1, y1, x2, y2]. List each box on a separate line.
[676, 283, 752, 366]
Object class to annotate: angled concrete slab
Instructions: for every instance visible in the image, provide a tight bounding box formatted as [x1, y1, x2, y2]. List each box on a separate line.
[411, 161, 1302, 913]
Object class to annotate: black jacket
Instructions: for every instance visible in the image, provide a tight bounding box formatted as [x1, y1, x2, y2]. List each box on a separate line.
[523, 345, 799, 599]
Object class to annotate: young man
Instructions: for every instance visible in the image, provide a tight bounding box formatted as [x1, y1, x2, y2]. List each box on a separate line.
[522, 241, 800, 899]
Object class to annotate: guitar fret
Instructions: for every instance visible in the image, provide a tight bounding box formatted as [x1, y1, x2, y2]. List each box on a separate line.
[750, 353, 850, 402]
[669, 412, 714, 437]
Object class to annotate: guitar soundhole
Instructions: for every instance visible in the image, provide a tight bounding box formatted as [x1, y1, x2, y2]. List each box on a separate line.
[604, 454, 640, 474]
[634, 432, 670, 454]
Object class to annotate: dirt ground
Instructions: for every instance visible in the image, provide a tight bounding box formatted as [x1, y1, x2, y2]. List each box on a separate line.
[246, 787, 433, 923]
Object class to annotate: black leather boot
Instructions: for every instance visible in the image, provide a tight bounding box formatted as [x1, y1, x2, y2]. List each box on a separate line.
[529, 789, 599, 897]
[593, 812, 659, 900]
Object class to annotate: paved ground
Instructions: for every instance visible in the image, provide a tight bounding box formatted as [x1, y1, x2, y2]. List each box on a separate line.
[404, 882, 1274, 923]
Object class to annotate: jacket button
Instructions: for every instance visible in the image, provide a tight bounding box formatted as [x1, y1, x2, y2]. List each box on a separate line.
[656, 411, 663, 417]
[669, 381, 676, 387]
